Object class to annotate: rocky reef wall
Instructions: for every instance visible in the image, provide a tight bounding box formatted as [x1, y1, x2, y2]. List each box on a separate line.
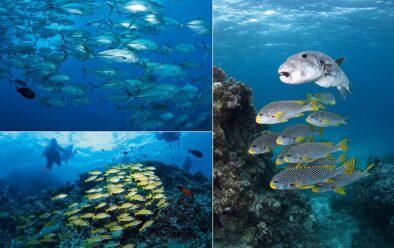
[213, 67, 321, 248]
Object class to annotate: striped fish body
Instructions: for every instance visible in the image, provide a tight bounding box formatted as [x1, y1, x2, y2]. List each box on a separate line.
[313, 172, 367, 193]
[306, 111, 347, 127]
[256, 100, 318, 124]
[275, 144, 298, 165]
[270, 165, 346, 190]
[284, 139, 347, 163]
[248, 133, 279, 154]
[276, 124, 320, 145]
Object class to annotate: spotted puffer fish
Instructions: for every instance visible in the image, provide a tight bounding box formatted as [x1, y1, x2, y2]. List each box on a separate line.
[248, 132, 279, 154]
[256, 100, 319, 124]
[270, 159, 354, 190]
[306, 111, 348, 127]
[276, 124, 322, 145]
[312, 160, 374, 194]
[283, 138, 348, 163]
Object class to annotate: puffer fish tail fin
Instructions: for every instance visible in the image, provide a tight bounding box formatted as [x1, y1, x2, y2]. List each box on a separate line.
[334, 186, 346, 195]
[336, 138, 348, 152]
[337, 152, 347, 164]
[365, 163, 375, 174]
[335, 58, 345, 66]
[309, 100, 319, 111]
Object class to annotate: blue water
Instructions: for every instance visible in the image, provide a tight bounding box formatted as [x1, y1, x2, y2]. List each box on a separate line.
[214, 0, 394, 165]
[0, 0, 212, 131]
[0, 131, 212, 183]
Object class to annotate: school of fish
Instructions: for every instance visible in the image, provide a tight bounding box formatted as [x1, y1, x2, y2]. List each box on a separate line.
[251, 57, 373, 194]
[0, 0, 212, 130]
[12, 163, 168, 247]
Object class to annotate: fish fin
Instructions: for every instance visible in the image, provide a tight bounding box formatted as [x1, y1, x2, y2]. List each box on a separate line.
[335, 58, 345, 66]
[321, 119, 330, 125]
[279, 119, 289, 123]
[294, 183, 313, 189]
[338, 153, 347, 164]
[295, 136, 305, 143]
[342, 117, 349, 125]
[296, 113, 304, 117]
[295, 163, 302, 168]
[323, 165, 336, 170]
[318, 127, 323, 136]
[337, 86, 347, 99]
[307, 136, 314, 142]
[306, 93, 313, 101]
[301, 156, 313, 162]
[334, 186, 346, 195]
[309, 100, 319, 111]
[343, 158, 356, 174]
[311, 187, 320, 193]
[365, 163, 375, 173]
[336, 138, 348, 152]
[274, 112, 285, 119]
[323, 141, 334, 146]
[293, 100, 305, 105]
[325, 178, 336, 183]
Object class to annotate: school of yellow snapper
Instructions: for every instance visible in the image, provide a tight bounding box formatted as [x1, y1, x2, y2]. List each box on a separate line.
[250, 92, 373, 195]
[14, 163, 168, 247]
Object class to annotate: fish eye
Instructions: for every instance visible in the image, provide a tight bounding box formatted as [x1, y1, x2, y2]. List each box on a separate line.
[298, 156, 302, 159]
[290, 183, 296, 186]
[301, 54, 308, 59]
[253, 145, 257, 148]
[259, 113, 263, 116]
[319, 120, 322, 123]
[282, 136, 286, 138]
[331, 186, 335, 189]
[287, 154, 292, 157]
[274, 180, 279, 183]
[279, 156, 283, 159]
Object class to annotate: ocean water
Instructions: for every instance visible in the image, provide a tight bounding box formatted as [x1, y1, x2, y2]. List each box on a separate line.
[0, 131, 212, 180]
[214, 0, 394, 168]
[214, 0, 394, 247]
[0, 0, 212, 131]
[0, 131, 212, 247]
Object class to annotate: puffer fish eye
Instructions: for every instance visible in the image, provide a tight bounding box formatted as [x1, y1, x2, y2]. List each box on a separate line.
[301, 54, 307, 58]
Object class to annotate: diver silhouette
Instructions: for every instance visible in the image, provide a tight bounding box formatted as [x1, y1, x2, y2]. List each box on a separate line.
[42, 138, 64, 171]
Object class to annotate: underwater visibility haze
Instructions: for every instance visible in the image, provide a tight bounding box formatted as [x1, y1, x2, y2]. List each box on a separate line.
[214, 0, 394, 247]
[0, 132, 212, 247]
[0, 0, 212, 131]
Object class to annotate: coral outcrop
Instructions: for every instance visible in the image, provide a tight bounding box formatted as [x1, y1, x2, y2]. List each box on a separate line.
[213, 67, 321, 247]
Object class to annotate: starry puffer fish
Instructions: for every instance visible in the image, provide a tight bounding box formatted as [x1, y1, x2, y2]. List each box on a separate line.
[283, 138, 348, 163]
[278, 51, 351, 99]
[248, 132, 279, 154]
[276, 124, 322, 145]
[270, 158, 355, 190]
[312, 160, 374, 194]
[306, 111, 348, 127]
[306, 92, 336, 106]
[256, 100, 319, 124]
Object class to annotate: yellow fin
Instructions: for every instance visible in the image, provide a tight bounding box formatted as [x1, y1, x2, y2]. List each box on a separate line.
[294, 182, 313, 189]
[311, 187, 320, 193]
[334, 187, 346, 195]
[295, 163, 302, 168]
[318, 127, 323, 136]
[274, 112, 285, 119]
[365, 163, 375, 173]
[309, 100, 319, 111]
[343, 158, 356, 174]
[337, 153, 347, 164]
[307, 136, 314, 142]
[337, 138, 348, 152]
[293, 100, 305, 105]
[296, 113, 304, 117]
[295, 136, 305, 143]
[325, 178, 336, 183]
[306, 93, 313, 101]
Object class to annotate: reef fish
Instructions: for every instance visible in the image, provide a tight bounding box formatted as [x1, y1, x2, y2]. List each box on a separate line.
[188, 149, 203, 158]
[276, 125, 322, 145]
[177, 186, 193, 197]
[248, 132, 279, 154]
[306, 92, 336, 106]
[16, 87, 36, 99]
[278, 51, 351, 98]
[312, 160, 374, 194]
[306, 111, 348, 127]
[256, 100, 319, 124]
[270, 158, 354, 190]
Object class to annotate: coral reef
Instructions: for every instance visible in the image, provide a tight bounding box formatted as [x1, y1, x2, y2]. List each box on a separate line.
[213, 67, 321, 247]
[213, 67, 227, 83]
[331, 162, 394, 247]
[0, 161, 211, 247]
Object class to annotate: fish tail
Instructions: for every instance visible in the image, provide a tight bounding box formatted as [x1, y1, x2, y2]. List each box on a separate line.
[306, 92, 313, 101]
[105, 1, 115, 15]
[309, 100, 319, 111]
[337, 152, 347, 164]
[334, 187, 346, 195]
[336, 138, 348, 152]
[342, 117, 349, 125]
[317, 127, 323, 136]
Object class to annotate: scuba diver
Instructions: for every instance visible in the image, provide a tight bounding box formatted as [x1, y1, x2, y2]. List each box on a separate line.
[62, 144, 75, 164]
[42, 138, 64, 171]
